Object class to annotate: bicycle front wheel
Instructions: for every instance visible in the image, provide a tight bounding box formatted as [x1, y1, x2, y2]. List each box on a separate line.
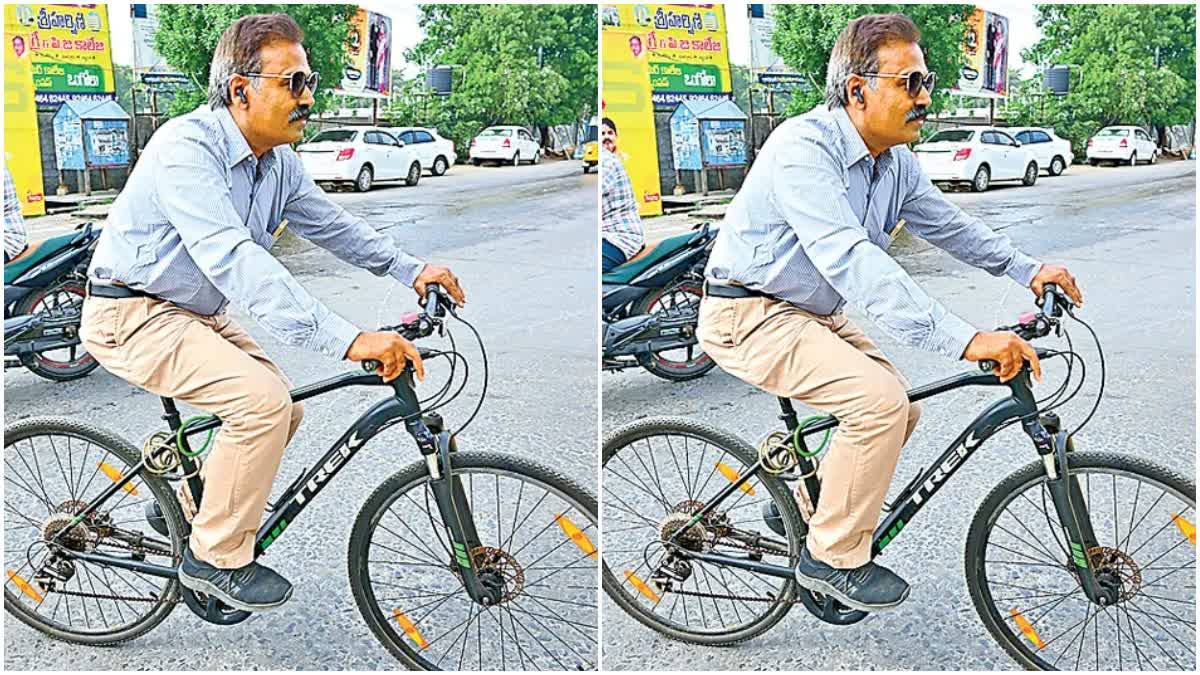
[966, 451, 1196, 671]
[348, 452, 598, 671]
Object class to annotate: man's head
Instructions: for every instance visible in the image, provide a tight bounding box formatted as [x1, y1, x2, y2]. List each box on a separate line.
[629, 36, 643, 58]
[11, 35, 25, 58]
[826, 14, 932, 153]
[208, 14, 316, 153]
[601, 117, 618, 153]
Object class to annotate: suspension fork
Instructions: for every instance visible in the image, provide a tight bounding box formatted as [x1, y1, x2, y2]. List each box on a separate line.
[394, 375, 498, 606]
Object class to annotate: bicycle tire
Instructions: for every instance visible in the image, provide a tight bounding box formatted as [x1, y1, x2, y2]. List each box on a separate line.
[347, 451, 598, 671]
[965, 451, 1196, 670]
[602, 416, 802, 646]
[3, 416, 185, 646]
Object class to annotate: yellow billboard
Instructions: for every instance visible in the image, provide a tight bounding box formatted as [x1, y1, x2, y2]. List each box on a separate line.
[601, 4, 732, 106]
[4, 17, 46, 216]
[5, 4, 116, 105]
[602, 30, 662, 217]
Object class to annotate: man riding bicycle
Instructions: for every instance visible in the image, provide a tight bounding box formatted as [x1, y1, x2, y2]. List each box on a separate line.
[696, 14, 1083, 612]
[79, 14, 465, 613]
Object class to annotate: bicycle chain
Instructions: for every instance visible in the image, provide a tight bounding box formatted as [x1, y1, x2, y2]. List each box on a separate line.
[657, 535, 809, 605]
[37, 535, 179, 605]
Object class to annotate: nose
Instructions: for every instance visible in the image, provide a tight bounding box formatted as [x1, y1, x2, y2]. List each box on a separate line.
[916, 85, 932, 107]
[299, 85, 315, 107]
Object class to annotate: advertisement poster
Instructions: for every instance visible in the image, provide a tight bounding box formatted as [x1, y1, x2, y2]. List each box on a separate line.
[601, 4, 731, 106]
[5, 4, 115, 105]
[3, 20, 46, 216]
[602, 30, 662, 217]
[700, 119, 746, 167]
[337, 8, 392, 99]
[955, 7, 1008, 98]
[84, 119, 129, 167]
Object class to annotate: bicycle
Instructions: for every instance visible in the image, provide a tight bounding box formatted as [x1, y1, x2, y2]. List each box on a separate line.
[602, 284, 1195, 670]
[5, 285, 598, 671]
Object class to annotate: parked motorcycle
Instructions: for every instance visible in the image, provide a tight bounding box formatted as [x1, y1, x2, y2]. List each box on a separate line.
[4, 222, 101, 381]
[602, 222, 716, 382]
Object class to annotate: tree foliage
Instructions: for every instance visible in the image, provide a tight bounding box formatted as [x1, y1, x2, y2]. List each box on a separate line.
[772, 4, 975, 117]
[387, 4, 597, 150]
[1008, 4, 1195, 151]
[153, 4, 357, 118]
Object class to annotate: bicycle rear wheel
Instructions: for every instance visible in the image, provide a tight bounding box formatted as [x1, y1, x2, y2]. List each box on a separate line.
[966, 451, 1196, 670]
[602, 417, 803, 646]
[348, 452, 598, 671]
[4, 417, 185, 645]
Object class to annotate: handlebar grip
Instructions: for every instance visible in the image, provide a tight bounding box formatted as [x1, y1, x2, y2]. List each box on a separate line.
[425, 283, 444, 318]
[1041, 283, 1060, 318]
[363, 359, 382, 374]
[980, 359, 998, 373]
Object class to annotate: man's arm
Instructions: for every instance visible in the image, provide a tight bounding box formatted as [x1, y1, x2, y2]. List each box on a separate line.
[772, 138, 978, 360]
[155, 134, 361, 360]
[281, 153, 426, 287]
[898, 154, 1041, 287]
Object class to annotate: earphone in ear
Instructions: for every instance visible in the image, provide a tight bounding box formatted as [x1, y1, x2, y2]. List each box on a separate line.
[853, 88, 865, 105]
[236, 87, 248, 105]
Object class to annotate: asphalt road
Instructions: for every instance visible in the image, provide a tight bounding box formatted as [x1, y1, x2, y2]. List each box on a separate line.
[601, 160, 1196, 670]
[4, 159, 600, 669]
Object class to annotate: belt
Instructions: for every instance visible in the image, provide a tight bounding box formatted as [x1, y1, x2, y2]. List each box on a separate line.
[86, 281, 155, 300]
[703, 280, 771, 300]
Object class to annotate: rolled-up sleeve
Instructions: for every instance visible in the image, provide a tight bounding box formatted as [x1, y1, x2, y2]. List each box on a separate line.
[154, 133, 362, 359]
[282, 155, 425, 287]
[772, 139, 979, 359]
[901, 159, 1042, 287]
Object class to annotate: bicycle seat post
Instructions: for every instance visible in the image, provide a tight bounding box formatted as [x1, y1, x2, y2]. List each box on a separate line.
[777, 397, 800, 431]
[160, 397, 182, 431]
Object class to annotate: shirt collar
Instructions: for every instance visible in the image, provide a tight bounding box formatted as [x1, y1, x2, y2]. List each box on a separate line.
[830, 105, 895, 174]
[215, 106, 277, 173]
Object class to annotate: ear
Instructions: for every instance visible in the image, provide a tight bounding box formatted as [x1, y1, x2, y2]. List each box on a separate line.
[228, 74, 251, 108]
[845, 74, 867, 108]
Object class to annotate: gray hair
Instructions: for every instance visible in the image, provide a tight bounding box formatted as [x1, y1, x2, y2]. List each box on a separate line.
[207, 13, 304, 109]
[825, 13, 921, 109]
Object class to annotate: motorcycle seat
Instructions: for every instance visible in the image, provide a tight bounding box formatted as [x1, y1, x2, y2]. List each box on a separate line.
[603, 231, 695, 285]
[4, 232, 79, 284]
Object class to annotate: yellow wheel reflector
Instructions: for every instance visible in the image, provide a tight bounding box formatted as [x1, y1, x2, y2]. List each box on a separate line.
[1010, 608, 1045, 650]
[392, 609, 429, 649]
[7, 570, 44, 603]
[555, 514, 597, 559]
[98, 462, 138, 496]
[624, 570, 660, 603]
[715, 461, 755, 495]
[1171, 513, 1196, 545]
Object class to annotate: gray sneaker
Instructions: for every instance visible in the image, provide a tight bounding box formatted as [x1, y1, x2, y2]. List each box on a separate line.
[793, 545, 909, 612]
[178, 547, 293, 612]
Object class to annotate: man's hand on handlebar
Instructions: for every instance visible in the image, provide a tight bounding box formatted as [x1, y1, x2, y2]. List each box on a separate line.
[414, 264, 466, 307]
[1031, 264, 1083, 308]
[963, 331, 1042, 384]
[346, 331, 425, 383]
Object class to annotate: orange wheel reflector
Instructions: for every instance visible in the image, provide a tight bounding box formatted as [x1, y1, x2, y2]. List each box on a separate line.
[392, 609, 429, 649]
[98, 462, 138, 496]
[555, 513, 597, 559]
[7, 570, 44, 603]
[1010, 608, 1045, 650]
[1171, 513, 1196, 545]
[624, 570, 661, 603]
[715, 461, 755, 496]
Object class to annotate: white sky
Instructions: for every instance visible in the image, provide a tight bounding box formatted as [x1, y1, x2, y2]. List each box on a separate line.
[724, 1, 1042, 76]
[106, 2, 427, 77]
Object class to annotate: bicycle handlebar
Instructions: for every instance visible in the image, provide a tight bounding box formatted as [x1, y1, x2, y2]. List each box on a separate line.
[978, 283, 1072, 375]
[361, 284, 453, 375]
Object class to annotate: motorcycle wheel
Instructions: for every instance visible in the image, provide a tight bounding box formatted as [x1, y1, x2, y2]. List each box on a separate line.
[631, 276, 716, 382]
[14, 277, 99, 382]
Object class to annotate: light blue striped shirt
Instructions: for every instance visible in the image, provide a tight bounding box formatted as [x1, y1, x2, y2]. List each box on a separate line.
[705, 105, 1041, 359]
[88, 105, 425, 360]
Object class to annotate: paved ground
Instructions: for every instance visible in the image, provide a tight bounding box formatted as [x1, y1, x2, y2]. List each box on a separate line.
[4, 159, 600, 669]
[601, 159, 1196, 670]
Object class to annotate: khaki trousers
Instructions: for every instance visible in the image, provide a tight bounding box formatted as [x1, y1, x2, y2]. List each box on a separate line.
[697, 295, 921, 568]
[80, 296, 304, 568]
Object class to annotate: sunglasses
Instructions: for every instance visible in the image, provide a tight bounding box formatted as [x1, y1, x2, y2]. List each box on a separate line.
[861, 71, 936, 98]
[243, 71, 320, 98]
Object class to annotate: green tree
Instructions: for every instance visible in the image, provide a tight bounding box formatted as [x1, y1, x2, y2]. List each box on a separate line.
[153, 4, 357, 118]
[1012, 4, 1195, 151]
[772, 4, 975, 117]
[399, 4, 597, 149]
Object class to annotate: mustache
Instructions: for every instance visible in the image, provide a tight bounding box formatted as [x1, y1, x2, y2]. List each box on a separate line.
[288, 106, 311, 123]
[906, 106, 928, 123]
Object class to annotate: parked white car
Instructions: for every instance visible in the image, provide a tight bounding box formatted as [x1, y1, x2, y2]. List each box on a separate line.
[390, 127, 456, 176]
[469, 126, 542, 166]
[914, 126, 1039, 192]
[298, 127, 422, 192]
[1086, 126, 1159, 166]
[1008, 127, 1074, 176]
